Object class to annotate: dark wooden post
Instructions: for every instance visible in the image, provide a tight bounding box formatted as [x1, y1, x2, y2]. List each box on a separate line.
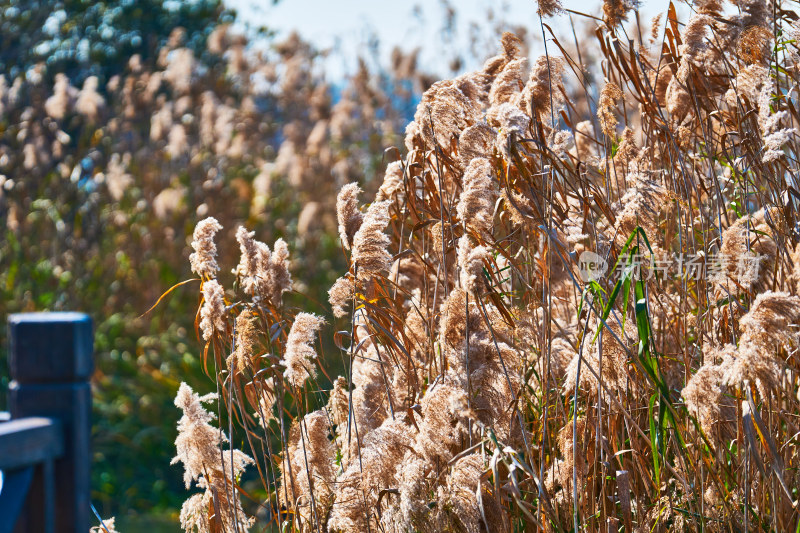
[8, 312, 93, 533]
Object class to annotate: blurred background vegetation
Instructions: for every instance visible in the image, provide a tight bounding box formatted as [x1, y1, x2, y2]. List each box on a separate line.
[0, 0, 541, 528]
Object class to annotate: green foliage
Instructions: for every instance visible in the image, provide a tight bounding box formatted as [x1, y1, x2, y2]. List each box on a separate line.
[0, 0, 233, 84]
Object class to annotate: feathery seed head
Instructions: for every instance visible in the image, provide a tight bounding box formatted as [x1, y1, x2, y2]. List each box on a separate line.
[199, 279, 226, 342]
[351, 201, 392, 276]
[598, 82, 623, 137]
[337, 182, 363, 250]
[189, 217, 223, 279]
[281, 312, 325, 388]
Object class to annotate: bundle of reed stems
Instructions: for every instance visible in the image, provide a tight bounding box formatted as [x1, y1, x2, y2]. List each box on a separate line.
[171, 1, 800, 530]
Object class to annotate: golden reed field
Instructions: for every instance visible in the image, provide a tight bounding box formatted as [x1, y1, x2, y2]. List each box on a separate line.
[164, 0, 800, 531]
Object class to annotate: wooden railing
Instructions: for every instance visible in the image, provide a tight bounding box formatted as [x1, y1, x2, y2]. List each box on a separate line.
[0, 313, 93, 533]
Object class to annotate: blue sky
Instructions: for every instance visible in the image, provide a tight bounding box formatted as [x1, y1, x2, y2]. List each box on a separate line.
[225, 0, 683, 78]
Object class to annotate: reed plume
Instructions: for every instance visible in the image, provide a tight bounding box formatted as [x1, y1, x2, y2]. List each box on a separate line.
[337, 183, 363, 250]
[189, 217, 223, 279]
[281, 313, 325, 388]
[199, 279, 226, 342]
[171, 383, 253, 532]
[351, 201, 392, 276]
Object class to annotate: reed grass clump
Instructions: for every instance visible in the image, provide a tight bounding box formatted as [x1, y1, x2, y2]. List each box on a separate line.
[172, 1, 800, 530]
